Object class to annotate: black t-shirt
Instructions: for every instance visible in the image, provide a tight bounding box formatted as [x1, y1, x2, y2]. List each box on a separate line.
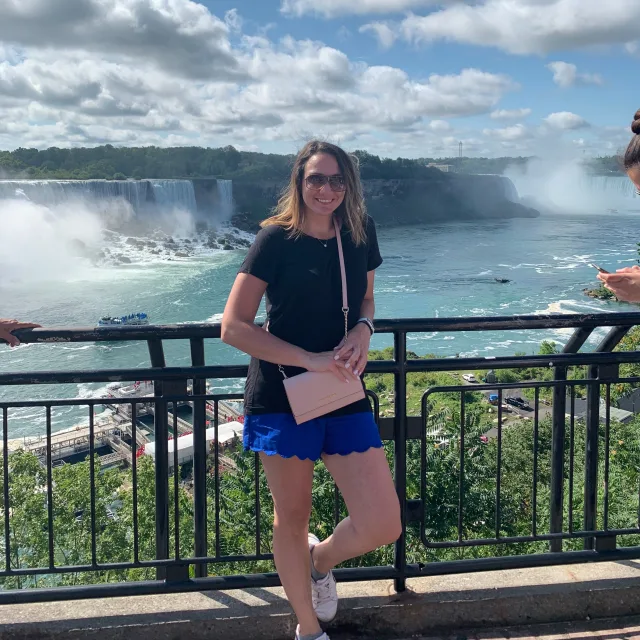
[239, 216, 383, 416]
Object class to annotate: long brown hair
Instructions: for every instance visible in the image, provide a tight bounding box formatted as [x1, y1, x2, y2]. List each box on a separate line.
[624, 108, 640, 169]
[262, 140, 367, 246]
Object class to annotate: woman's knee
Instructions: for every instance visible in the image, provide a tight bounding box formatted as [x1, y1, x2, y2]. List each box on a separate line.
[273, 499, 312, 533]
[354, 496, 402, 548]
[374, 498, 402, 546]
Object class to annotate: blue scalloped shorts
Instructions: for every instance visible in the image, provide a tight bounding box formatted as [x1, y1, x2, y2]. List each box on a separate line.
[243, 412, 383, 461]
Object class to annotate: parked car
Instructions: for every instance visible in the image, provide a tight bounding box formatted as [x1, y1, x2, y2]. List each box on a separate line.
[462, 373, 477, 383]
[506, 396, 531, 410]
[488, 393, 499, 406]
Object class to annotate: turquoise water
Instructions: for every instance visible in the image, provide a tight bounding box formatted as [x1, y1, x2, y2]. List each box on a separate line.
[2, 212, 640, 437]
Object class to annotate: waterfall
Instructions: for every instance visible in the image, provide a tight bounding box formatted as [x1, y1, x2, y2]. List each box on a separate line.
[0, 178, 231, 221]
[150, 180, 197, 214]
[0, 180, 151, 211]
[496, 176, 519, 202]
[586, 175, 638, 199]
[217, 179, 233, 219]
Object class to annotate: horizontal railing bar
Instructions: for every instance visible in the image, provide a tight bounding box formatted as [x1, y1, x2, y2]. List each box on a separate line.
[423, 527, 640, 548]
[9, 312, 640, 345]
[0, 393, 245, 409]
[0, 565, 398, 605]
[0, 553, 277, 577]
[408, 546, 640, 577]
[375, 313, 640, 333]
[5, 372, 640, 409]
[423, 377, 640, 397]
[4, 544, 640, 605]
[0, 366, 249, 386]
[4, 350, 640, 386]
[402, 351, 640, 373]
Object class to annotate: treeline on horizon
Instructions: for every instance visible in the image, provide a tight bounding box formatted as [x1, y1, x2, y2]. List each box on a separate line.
[0, 144, 623, 182]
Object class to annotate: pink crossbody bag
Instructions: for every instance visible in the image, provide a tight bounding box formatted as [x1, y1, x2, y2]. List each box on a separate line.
[279, 218, 366, 425]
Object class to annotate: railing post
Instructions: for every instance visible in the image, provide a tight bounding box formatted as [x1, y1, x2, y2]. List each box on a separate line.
[583, 326, 630, 550]
[148, 339, 188, 582]
[394, 330, 407, 593]
[190, 339, 208, 578]
[147, 339, 169, 580]
[148, 339, 170, 580]
[550, 366, 566, 552]
[583, 364, 600, 549]
[550, 328, 592, 552]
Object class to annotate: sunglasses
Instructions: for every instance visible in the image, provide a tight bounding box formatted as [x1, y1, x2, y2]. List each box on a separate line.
[305, 173, 346, 192]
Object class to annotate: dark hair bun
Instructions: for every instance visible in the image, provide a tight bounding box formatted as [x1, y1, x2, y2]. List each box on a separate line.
[632, 109, 640, 135]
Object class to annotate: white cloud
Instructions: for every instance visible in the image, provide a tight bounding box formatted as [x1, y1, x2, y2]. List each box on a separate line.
[547, 61, 603, 87]
[224, 9, 243, 33]
[0, 0, 244, 81]
[399, 0, 640, 55]
[483, 124, 531, 141]
[544, 112, 590, 130]
[281, 0, 437, 18]
[360, 22, 397, 49]
[0, 1, 518, 153]
[490, 108, 532, 120]
[429, 120, 451, 132]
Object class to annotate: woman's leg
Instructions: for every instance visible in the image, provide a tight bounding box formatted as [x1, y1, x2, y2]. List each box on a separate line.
[311, 446, 402, 574]
[260, 453, 321, 636]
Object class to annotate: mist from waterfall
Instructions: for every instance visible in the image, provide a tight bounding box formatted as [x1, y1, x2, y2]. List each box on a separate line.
[506, 158, 638, 214]
[0, 196, 112, 285]
[0, 178, 234, 286]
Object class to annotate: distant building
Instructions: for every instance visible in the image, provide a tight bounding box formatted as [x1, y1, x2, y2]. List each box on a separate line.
[427, 163, 454, 172]
[567, 397, 634, 424]
[144, 421, 244, 470]
[484, 370, 497, 384]
[616, 388, 640, 415]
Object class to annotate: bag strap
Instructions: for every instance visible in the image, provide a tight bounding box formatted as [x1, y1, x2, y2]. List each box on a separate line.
[334, 217, 349, 341]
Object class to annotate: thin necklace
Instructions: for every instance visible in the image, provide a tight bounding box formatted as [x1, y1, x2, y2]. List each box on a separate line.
[318, 238, 329, 248]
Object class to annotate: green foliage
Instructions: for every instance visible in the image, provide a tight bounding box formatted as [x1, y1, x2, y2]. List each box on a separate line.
[0, 146, 624, 181]
[584, 284, 617, 300]
[539, 341, 560, 355]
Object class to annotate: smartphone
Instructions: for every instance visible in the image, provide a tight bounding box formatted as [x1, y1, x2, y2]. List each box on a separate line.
[589, 263, 610, 274]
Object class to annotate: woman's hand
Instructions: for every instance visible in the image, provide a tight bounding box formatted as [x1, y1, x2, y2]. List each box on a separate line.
[0, 319, 41, 347]
[333, 323, 371, 378]
[612, 265, 640, 274]
[303, 351, 358, 383]
[598, 270, 640, 303]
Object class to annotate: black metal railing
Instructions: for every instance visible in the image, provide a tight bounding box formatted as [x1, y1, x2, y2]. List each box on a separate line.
[2, 312, 640, 604]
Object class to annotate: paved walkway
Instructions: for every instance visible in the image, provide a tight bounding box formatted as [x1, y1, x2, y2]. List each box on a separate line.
[401, 616, 640, 640]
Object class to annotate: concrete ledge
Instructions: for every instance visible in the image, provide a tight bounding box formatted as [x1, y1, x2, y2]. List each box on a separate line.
[2, 561, 640, 639]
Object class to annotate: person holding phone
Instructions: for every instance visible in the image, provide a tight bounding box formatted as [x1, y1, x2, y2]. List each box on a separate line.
[0, 318, 41, 347]
[221, 141, 401, 640]
[597, 109, 640, 302]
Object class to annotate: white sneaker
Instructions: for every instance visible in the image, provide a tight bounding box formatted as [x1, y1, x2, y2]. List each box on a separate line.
[295, 624, 330, 639]
[308, 533, 338, 623]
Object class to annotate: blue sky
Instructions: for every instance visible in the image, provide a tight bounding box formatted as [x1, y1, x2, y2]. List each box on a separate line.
[0, 0, 637, 158]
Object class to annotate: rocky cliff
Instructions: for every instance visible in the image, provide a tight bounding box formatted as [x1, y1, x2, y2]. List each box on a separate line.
[230, 172, 538, 232]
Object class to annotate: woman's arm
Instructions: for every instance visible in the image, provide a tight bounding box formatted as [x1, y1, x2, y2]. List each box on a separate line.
[221, 273, 355, 381]
[333, 270, 376, 376]
[359, 272, 375, 325]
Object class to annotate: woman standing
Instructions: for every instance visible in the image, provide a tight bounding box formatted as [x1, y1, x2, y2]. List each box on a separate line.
[598, 109, 640, 300]
[222, 141, 401, 640]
